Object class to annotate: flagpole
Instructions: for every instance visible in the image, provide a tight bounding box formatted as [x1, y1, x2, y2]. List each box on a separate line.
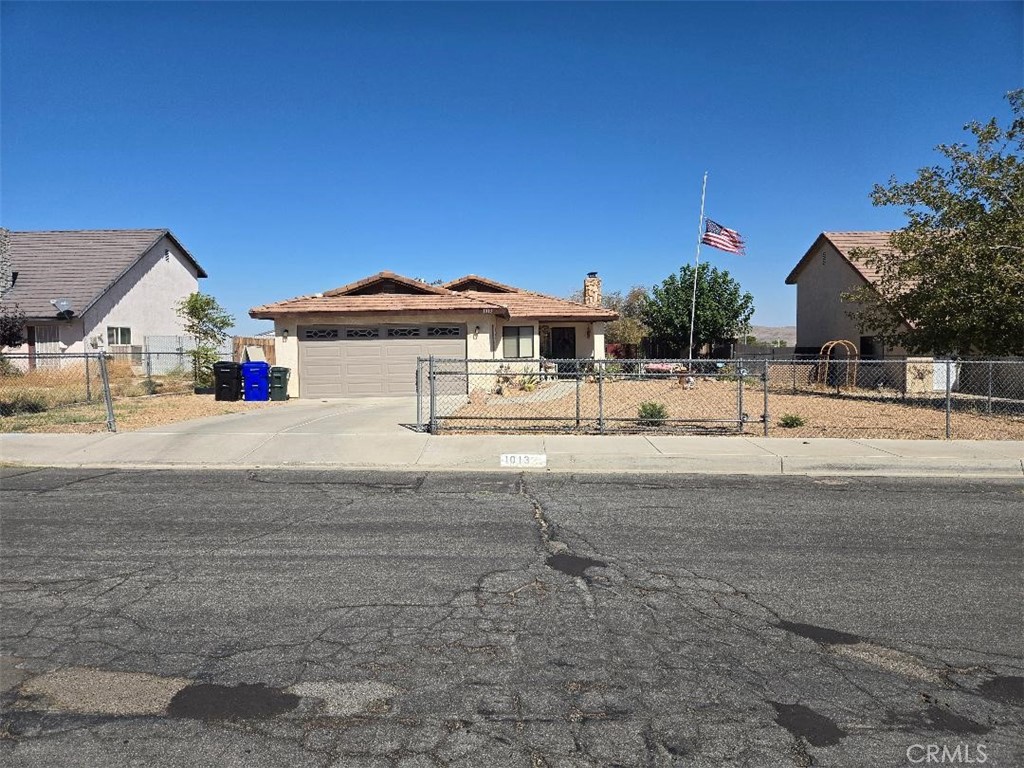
[688, 171, 708, 362]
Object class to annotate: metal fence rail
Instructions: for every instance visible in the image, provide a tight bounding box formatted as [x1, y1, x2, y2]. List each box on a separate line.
[416, 357, 1024, 440]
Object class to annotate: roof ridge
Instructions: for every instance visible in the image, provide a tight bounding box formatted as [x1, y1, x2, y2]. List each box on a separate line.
[11, 228, 168, 234]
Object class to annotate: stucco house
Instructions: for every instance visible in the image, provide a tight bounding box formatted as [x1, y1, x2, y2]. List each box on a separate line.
[785, 231, 912, 359]
[784, 231, 973, 393]
[0, 229, 207, 367]
[249, 271, 617, 398]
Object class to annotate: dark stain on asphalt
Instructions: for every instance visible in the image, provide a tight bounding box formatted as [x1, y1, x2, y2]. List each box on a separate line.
[546, 552, 607, 579]
[167, 683, 300, 720]
[884, 705, 992, 736]
[776, 620, 862, 645]
[770, 702, 847, 746]
[976, 675, 1024, 707]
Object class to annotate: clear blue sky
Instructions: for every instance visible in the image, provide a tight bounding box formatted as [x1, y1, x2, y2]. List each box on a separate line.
[2, 1, 1020, 334]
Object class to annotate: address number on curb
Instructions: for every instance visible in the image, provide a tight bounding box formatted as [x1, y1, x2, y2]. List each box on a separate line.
[500, 453, 548, 468]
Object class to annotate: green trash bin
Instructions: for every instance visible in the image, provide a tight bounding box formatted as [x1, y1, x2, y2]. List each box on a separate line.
[269, 366, 290, 401]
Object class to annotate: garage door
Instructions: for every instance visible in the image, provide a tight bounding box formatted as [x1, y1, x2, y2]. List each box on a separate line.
[298, 324, 466, 398]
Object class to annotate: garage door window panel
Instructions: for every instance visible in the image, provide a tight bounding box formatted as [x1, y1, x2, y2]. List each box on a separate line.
[428, 326, 462, 337]
[304, 329, 339, 340]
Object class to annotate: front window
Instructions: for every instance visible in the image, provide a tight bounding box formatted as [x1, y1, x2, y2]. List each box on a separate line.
[502, 326, 534, 358]
[107, 326, 131, 345]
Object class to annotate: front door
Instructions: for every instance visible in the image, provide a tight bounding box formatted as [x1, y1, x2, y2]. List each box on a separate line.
[551, 327, 576, 359]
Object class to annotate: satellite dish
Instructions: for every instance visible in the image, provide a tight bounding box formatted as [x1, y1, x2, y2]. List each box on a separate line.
[50, 298, 75, 320]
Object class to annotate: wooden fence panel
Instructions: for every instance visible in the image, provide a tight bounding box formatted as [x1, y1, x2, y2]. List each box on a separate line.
[232, 336, 276, 365]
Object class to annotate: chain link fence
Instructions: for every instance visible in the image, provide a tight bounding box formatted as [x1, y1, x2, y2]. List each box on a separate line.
[0, 351, 228, 433]
[416, 357, 1024, 440]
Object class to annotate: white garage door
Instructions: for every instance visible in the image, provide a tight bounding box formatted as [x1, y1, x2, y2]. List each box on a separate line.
[298, 324, 466, 398]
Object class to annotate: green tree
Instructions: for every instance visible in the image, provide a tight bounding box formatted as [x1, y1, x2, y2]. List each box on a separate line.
[845, 89, 1024, 357]
[643, 263, 754, 357]
[571, 284, 650, 347]
[176, 292, 234, 387]
[0, 303, 26, 349]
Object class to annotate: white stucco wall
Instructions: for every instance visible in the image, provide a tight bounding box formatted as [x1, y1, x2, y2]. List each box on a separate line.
[78, 235, 201, 354]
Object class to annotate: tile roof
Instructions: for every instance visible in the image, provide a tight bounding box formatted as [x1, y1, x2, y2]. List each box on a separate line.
[460, 290, 618, 321]
[324, 271, 450, 296]
[786, 231, 894, 285]
[249, 292, 502, 318]
[250, 272, 619, 321]
[442, 275, 520, 293]
[3, 229, 206, 318]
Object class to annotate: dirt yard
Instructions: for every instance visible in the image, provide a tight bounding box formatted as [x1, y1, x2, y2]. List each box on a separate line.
[0, 394, 286, 434]
[446, 378, 1024, 440]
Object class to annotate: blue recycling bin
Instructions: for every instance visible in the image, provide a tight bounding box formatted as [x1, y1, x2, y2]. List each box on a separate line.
[241, 361, 271, 401]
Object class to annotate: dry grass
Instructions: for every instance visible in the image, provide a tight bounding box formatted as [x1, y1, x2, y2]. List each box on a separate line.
[0, 361, 195, 412]
[445, 378, 1024, 440]
[0, 394, 285, 433]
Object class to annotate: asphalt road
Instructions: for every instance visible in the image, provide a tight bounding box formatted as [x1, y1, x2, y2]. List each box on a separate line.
[1, 468, 1022, 767]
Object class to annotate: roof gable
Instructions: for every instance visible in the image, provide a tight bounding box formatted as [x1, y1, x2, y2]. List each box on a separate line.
[3, 229, 206, 319]
[786, 231, 894, 286]
[443, 275, 520, 293]
[323, 271, 451, 297]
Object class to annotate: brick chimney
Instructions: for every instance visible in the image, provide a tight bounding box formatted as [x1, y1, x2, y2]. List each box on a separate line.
[583, 272, 602, 307]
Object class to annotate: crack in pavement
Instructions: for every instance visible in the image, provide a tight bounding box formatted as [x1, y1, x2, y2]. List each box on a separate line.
[2, 470, 1021, 767]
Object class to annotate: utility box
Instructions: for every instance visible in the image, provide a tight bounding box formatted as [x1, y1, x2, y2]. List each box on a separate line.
[269, 367, 290, 401]
[212, 361, 242, 402]
[241, 361, 271, 401]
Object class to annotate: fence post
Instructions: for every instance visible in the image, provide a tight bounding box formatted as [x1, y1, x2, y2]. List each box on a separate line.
[597, 360, 604, 434]
[737, 364, 745, 434]
[987, 361, 993, 414]
[945, 358, 952, 439]
[791, 358, 797, 393]
[85, 353, 92, 402]
[416, 359, 424, 428]
[428, 355, 437, 435]
[575, 367, 581, 429]
[98, 353, 117, 433]
[145, 352, 153, 394]
[762, 360, 769, 437]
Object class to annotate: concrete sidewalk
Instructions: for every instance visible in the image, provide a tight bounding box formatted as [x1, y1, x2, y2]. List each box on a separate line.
[2, 424, 1022, 477]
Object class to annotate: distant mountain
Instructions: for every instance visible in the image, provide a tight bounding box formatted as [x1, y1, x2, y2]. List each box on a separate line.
[749, 325, 797, 346]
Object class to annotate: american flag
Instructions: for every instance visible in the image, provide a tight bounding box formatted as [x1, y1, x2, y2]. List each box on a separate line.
[701, 219, 745, 255]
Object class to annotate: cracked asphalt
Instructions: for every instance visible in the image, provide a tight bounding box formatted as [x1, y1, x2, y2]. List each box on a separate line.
[1, 467, 1022, 767]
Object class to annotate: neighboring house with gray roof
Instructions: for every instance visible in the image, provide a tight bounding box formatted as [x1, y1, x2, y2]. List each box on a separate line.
[0, 229, 207, 367]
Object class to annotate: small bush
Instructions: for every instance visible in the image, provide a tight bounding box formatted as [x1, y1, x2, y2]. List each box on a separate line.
[637, 401, 668, 426]
[0, 355, 23, 377]
[517, 374, 539, 392]
[779, 413, 806, 428]
[0, 393, 49, 416]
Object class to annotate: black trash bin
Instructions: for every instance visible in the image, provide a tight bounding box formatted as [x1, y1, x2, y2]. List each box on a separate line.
[213, 361, 242, 401]
[269, 367, 290, 401]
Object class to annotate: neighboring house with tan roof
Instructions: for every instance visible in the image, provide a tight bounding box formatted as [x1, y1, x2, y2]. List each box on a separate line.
[0, 229, 206, 368]
[250, 271, 617, 398]
[785, 231, 913, 359]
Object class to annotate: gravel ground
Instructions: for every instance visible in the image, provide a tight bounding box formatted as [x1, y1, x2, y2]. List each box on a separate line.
[448, 378, 1024, 439]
